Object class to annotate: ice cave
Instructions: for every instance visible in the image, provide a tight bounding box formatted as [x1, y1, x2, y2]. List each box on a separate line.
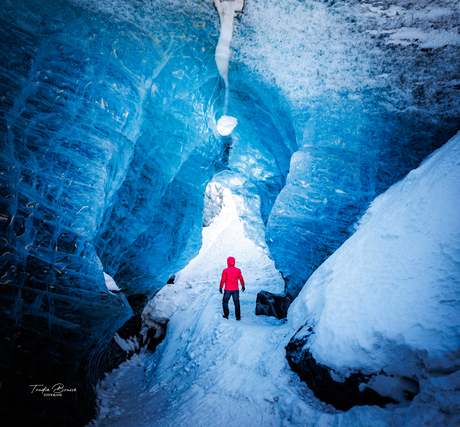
[1, 0, 459, 426]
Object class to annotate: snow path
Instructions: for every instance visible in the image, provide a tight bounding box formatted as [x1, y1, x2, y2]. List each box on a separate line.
[90, 187, 336, 426]
[91, 301, 331, 427]
[89, 184, 458, 427]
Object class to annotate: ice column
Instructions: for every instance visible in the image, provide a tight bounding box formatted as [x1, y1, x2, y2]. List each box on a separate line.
[214, 0, 243, 136]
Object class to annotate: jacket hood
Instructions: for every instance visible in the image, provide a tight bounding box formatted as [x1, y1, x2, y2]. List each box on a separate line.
[227, 256, 235, 267]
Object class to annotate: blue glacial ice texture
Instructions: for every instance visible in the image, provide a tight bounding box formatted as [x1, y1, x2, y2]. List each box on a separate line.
[0, 9, 143, 342]
[0, 9, 296, 421]
[266, 89, 460, 299]
[233, 0, 460, 302]
[0, 6, 148, 422]
[0, 0, 296, 372]
[0, 0, 231, 422]
[2, 0, 459, 422]
[94, 50, 297, 298]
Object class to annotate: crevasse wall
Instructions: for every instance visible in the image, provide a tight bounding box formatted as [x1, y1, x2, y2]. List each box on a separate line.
[234, 0, 460, 296]
[0, 0, 294, 423]
[1, 0, 459, 424]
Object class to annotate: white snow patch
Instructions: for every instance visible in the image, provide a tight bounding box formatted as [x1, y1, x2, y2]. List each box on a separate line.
[103, 272, 121, 293]
[216, 114, 238, 136]
[289, 131, 460, 379]
[386, 27, 460, 48]
[113, 333, 139, 353]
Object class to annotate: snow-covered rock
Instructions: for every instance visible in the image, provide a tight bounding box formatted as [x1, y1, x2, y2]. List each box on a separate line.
[288, 131, 460, 386]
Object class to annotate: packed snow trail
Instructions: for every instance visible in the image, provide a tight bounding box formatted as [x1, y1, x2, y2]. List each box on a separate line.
[90, 180, 460, 427]
[91, 187, 335, 426]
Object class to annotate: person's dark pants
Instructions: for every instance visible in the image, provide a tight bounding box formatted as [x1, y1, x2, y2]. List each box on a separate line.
[222, 290, 240, 319]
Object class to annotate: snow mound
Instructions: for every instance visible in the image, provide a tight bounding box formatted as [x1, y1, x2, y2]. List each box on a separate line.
[288, 131, 460, 378]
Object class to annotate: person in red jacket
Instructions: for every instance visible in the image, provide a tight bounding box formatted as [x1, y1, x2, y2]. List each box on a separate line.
[219, 256, 245, 320]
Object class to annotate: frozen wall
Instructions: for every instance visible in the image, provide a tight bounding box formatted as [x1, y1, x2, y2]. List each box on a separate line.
[0, 0, 293, 424]
[0, 0, 459, 424]
[235, 0, 460, 298]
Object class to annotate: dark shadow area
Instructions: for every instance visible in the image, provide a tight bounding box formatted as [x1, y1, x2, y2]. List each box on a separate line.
[0, 293, 166, 427]
[100, 294, 167, 375]
[255, 290, 292, 319]
[0, 317, 96, 427]
[285, 327, 419, 411]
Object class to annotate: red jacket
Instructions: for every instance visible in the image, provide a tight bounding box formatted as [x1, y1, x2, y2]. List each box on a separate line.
[220, 257, 245, 291]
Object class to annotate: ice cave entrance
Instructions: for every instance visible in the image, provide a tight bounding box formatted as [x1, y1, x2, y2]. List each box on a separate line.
[142, 178, 284, 338]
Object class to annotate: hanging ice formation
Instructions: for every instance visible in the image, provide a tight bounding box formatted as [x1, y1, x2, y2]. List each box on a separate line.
[214, 0, 243, 136]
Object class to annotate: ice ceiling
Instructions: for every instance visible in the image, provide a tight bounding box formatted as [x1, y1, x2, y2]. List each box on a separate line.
[1, 0, 459, 424]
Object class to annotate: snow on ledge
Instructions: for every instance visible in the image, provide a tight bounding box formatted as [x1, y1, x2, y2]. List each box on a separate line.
[288, 131, 460, 378]
[104, 272, 121, 293]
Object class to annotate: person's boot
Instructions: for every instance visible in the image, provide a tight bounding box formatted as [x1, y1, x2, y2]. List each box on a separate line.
[223, 314, 228, 319]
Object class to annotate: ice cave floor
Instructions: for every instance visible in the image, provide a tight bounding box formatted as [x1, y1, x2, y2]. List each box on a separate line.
[90, 186, 459, 427]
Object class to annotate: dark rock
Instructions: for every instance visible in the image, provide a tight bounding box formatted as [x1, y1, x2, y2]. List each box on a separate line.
[255, 290, 293, 319]
[285, 327, 396, 411]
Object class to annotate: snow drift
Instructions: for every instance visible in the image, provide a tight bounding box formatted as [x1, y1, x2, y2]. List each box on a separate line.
[288, 131, 460, 380]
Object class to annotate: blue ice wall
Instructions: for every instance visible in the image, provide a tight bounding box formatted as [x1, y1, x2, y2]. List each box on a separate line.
[232, 0, 460, 300]
[1, 0, 459, 423]
[0, 1, 295, 423]
[267, 88, 460, 297]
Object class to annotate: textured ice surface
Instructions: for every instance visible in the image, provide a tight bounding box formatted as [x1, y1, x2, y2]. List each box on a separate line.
[234, 0, 460, 107]
[1, 0, 460, 423]
[202, 181, 225, 227]
[288, 131, 460, 379]
[0, 4, 294, 421]
[234, 0, 460, 296]
[212, 172, 270, 253]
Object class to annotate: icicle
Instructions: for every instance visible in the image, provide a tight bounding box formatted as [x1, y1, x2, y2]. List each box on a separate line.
[214, 0, 243, 136]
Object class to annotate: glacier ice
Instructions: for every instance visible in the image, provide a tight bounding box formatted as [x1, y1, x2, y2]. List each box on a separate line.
[0, 0, 459, 424]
